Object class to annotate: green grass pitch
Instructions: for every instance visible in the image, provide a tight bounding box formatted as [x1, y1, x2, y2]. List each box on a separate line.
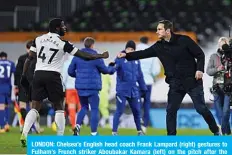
[0, 126, 213, 154]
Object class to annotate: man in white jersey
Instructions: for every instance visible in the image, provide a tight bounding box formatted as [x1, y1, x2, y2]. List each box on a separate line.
[19, 18, 108, 147]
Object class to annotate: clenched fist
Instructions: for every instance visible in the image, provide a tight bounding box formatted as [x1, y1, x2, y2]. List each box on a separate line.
[195, 71, 203, 80]
[101, 51, 109, 59]
[117, 53, 126, 58]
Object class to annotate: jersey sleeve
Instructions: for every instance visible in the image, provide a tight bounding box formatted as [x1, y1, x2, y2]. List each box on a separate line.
[63, 40, 78, 55]
[29, 39, 37, 53]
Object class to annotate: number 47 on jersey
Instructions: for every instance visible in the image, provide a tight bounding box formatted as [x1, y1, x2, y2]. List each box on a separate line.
[38, 46, 59, 64]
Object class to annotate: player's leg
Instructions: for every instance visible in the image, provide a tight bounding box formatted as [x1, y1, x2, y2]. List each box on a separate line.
[88, 93, 100, 136]
[68, 104, 76, 129]
[53, 99, 65, 136]
[74, 95, 89, 135]
[20, 102, 27, 123]
[128, 97, 143, 135]
[18, 86, 29, 128]
[76, 91, 81, 111]
[47, 105, 55, 127]
[46, 72, 66, 136]
[213, 91, 224, 126]
[66, 89, 78, 129]
[188, 84, 219, 135]
[19, 101, 27, 130]
[4, 103, 9, 132]
[28, 84, 41, 133]
[166, 86, 185, 135]
[0, 94, 6, 133]
[21, 101, 41, 136]
[32, 98, 45, 134]
[20, 100, 41, 147]
[112, 94, 126, 135]
[141, 85, 152, 133]
[20, 71, 46, 147]
[4, 94, 11, 132]
[221, 95, 231, 135]
[23, 84, 42, 134]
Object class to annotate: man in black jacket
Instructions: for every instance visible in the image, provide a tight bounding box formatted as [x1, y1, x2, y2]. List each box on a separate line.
[15, 40, 37, 132]
[118, 20, 220, 135]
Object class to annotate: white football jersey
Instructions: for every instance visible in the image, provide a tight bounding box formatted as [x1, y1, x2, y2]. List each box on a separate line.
[30, 32, 78, 73]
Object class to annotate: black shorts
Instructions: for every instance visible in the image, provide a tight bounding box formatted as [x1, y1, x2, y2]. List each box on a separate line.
[18, 86, 29, 102]
[31, 70, 64, 103]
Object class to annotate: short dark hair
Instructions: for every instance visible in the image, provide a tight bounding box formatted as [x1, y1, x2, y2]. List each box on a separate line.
[26, 40, 34, 49]
[140, 36, 149, 44]
[84, 37, 95, 48]
[0, 51, 7, 58]
[49, 18, 63, 33]
[158, 20, 173, 32]
[125, 40, 136, 50]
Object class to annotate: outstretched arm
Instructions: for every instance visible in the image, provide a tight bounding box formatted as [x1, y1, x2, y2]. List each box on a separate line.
[118, 43, 159, 61]
[63, 40, 109, 60]
[96, 59, 115, 74]
[74, 49, 109, 60]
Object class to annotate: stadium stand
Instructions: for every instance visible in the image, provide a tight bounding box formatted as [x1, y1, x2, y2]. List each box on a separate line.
[0, 0, 232, 45]
[68, 0, 232, 45]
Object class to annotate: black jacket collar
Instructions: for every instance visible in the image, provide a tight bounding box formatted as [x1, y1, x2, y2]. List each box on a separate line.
[169, 32, 178, 43]
[160, 32, 177, 44]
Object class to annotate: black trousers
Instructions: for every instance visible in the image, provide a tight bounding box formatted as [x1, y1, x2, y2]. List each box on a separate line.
[166, 84, 219, 135]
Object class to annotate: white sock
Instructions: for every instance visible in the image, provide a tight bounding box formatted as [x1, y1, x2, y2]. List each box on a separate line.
[141, 126, 147, 133]
[47, 115, 52, 127]
[55, 110, 65, 135]
[138, 130, 143, 134]
[76, 124, 81, 129]
[34, 114, 41, 133]
[91, 132, 97, 136]
[22, 109, 39, 137]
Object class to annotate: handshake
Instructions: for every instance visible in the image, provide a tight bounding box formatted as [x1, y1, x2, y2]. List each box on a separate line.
[107, 52, 127, 66]
[102, 51, 126, 59]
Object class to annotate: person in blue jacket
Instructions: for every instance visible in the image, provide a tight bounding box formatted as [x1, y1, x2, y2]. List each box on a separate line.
[68, 37, 115, 136]
[0, 52, 15, 133]
[111, 40, 147, 135]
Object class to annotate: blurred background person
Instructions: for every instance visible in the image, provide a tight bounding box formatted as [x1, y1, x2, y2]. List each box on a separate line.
[112, 40, 147, 136]
[69, 37, 115, 136]
[0, 51, 15, 133]
[137, 36, 161, 133]
[14, 40, 42, 133]
[62, 54, 81, 130]
[206, 37, 231, 135]
[14, 41, 33, 132]
[99, 74, 111, 128]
